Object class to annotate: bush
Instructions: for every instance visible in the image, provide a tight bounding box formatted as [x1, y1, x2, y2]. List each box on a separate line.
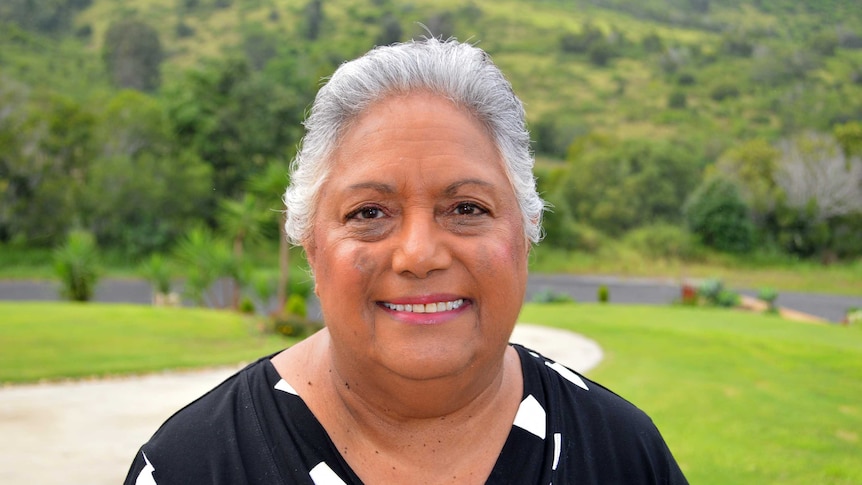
[140, 253, 172, 295]
[597, 285, 609, 303]
[668, 90, 687, 109]
[623, 224, 701, 261]
[697, 278, 740, 308]
[239, 297, 255, 314]
[54, 230, 101, 302]
[684, 177, 755, 254]
[272, 315, 323, 338]
[710, 83, 740, 101]
[757, 287, 779, 313]
[284, 293, 307, 318]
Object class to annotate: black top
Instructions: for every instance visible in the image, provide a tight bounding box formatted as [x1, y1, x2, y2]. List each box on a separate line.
[125, 344, 687, 484]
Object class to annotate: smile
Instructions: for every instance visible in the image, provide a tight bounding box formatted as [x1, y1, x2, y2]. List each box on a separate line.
[381, 299, 465, 314]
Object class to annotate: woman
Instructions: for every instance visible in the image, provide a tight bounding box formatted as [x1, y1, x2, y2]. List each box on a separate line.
[126, 38, 687, 484]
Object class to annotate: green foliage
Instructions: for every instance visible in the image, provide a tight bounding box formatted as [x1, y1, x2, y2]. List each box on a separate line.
[712, 138, 781, 223]
[684, 177, 755, 253]
[102, 19, 163, 92]
[301, 0, 324, 41]
[757, 286, 779, 313]
[173, 226, 236, 306]
[623, 223, 701, 261]
[140, 253, 172, 295]
[541, 191, 606, 251]
[834, 121, 862, 158]
[164, 57, 306, 198]
[284, 293, 307, 318]
[667, 90, 687, 109]
[54, 230, 101, 302]
[697, 278, 740, 307]
[239, 296, 256, 314]
[709, 82, 740, 101]
[597, 284, 610, 303]
[563, 138, 700, 236]
[0, 0, 91, 34]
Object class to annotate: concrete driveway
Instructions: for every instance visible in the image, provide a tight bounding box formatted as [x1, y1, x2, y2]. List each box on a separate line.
[0, 324, 601, 485]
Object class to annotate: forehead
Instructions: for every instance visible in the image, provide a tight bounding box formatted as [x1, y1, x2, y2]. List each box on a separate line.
[325, 92, 511, 187]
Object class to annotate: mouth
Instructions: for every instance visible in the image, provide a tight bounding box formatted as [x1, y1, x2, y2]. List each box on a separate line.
[379, 298, 467, 314]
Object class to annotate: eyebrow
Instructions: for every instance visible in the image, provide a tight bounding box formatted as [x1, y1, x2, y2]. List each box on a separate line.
[443, 179, 496, 196]
[345, 182, 396, 193]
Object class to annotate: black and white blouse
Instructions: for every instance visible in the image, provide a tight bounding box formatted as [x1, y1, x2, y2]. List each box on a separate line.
[125, 344, 687, 484]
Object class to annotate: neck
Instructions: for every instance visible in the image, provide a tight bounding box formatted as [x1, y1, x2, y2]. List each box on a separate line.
[325, 333, 512, 422]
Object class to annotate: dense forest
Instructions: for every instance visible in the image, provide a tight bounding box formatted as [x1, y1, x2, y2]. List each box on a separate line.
[2, 0, 862, 268]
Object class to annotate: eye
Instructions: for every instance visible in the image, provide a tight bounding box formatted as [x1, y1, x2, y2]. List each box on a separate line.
[348, 205, 386, 220]
[454, 202, 487, 216]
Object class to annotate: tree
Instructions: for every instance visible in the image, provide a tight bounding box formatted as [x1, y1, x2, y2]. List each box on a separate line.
[83, 90, 213, 255]
[103, 19, 164, 92]
[376, 14, 402, 46]
[712, 138, 781, 224]
[1, 90, 95, 245]
[562, 138, 701, 236]
[218, 193, 266, 308]
[164, 58, 304, 199]
[301, 0, 324, 41]
[248, 161, 292, 312]
[774, 133, 862, 222]
[684, 177, 755, 253]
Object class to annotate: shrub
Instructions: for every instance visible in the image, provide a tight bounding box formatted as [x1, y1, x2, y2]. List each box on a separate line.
[697, 278, 740, 308]
[710, 83, 740, 101]
[239, 297, 255, 314]
[597, 285, 610, 303]
[284, 293, 307, 318]
[623, 224, 701, 261]
[757, 287, 779, 313]
[684, 177, 755, 254]
[668, 90, 687, 109]
[54, 230, 101, 302]
[140, 253, 172, 295]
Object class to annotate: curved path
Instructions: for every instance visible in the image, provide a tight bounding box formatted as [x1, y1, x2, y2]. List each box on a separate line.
[0, 324, 601, 485]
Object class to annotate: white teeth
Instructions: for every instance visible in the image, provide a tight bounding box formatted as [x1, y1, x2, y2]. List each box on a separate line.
[383, 299, 464, 314]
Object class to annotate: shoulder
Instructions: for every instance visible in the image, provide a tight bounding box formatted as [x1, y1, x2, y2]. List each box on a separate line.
[124, 357, 282, 485]
[513, 344, 688, 484]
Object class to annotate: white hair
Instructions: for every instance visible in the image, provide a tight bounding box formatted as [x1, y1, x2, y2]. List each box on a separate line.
[284, 38, 545, 245]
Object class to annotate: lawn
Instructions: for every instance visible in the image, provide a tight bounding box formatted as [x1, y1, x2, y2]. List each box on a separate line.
[0, 302, 295, 383]
[520, 303, 862, 485]
[2, 301, 860, 483]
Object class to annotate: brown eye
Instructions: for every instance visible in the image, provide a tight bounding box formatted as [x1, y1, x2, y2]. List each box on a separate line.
[349, 206, 385, 220]
[454, 202, 486, 216]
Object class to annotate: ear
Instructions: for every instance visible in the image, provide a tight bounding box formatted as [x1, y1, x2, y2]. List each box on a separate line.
[303, 241, 319, 295]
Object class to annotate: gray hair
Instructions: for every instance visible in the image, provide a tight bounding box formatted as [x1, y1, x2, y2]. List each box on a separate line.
[284, 38, 545, 245]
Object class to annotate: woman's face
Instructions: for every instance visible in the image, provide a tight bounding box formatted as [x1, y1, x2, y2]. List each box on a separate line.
[306, 92, 529, 383]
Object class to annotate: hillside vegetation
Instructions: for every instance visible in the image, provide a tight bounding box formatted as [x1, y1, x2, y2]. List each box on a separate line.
[2, 0, 861, 290]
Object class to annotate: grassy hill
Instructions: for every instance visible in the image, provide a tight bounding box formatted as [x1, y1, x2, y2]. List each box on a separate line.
[4, 0, 862, 149]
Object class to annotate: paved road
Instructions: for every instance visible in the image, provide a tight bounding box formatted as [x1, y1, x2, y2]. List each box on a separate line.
[1, 274, 859, 322]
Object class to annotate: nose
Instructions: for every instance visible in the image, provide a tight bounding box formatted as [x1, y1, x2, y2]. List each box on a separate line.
[391, 213, 452, 278]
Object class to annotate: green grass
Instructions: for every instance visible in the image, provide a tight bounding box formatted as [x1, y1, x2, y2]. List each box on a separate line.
[520, 303, 862, 485]
[0, 302, 295, 383]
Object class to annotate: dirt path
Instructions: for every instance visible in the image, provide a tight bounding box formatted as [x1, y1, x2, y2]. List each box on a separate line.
[0, 324, 601, 485]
